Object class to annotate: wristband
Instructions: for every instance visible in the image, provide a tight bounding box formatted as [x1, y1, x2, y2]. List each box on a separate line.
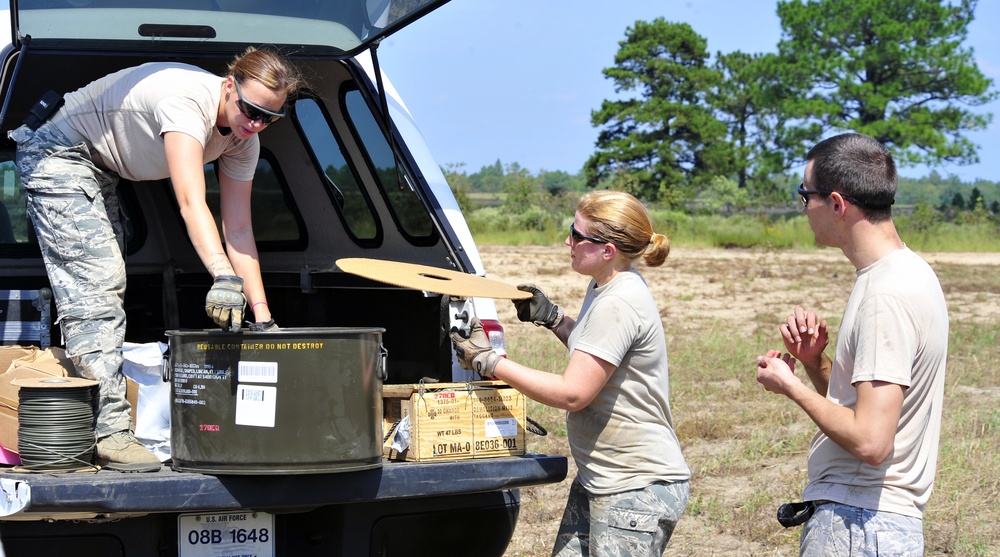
[251, 301, 268, 310]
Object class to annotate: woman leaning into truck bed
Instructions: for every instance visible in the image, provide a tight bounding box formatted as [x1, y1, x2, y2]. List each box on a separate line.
[451, 190, 691, 556]
[9, 47, 303, 472]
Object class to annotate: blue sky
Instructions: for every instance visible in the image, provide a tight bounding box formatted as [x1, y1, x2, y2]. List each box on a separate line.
[378, 0, 1000, 182]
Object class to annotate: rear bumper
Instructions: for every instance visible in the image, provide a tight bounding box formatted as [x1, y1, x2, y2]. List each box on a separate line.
[1, 454, 567, 518]
[0, 488, 532, 557]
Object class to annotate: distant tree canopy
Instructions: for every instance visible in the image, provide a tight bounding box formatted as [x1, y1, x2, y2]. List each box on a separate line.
[443, 162, 1000, 224]
[776, 0, 996, 166]
[585, 0, 995, 206]
[459, 160, 588, 196]
[586, 20, 730, 204]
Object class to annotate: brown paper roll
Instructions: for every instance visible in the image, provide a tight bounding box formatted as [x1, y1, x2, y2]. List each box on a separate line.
[337, 258, 531, 300]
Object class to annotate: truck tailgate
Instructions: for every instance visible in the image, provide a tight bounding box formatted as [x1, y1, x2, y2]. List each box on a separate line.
[1, 454, 567, 518]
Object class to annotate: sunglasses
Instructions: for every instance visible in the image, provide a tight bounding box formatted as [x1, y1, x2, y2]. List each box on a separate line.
[797, 183, 870, 209]
[569, 223, 608, 245]
[233, 78, 285, 125]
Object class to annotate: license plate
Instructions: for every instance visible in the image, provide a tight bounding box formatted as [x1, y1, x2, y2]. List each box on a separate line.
[178, 511, 274, 557]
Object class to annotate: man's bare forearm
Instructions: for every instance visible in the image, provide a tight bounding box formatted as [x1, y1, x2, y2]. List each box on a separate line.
[803, 352, 832, 396]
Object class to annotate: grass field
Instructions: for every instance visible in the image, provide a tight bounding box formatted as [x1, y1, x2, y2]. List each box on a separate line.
[479, 244, 1000, 556]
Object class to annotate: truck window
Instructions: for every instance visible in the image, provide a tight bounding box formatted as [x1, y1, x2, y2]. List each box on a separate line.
[0, 156, 142, 257]
[202, 154, 306, 250]
[296, 96, 380, 243]
[342, 89, 437, 243]
[0, 159, 29, 246]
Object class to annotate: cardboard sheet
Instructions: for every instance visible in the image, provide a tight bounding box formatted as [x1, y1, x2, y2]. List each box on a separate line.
[337, 258, 531, 300]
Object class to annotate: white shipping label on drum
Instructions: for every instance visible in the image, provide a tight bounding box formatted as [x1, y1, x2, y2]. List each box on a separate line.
[484, 417, 517, 438]
[235, 385, 277, 428]
[238, 361, 278, 383]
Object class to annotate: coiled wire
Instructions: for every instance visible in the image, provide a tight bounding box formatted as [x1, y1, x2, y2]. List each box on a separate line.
[17, 385, 96, 472]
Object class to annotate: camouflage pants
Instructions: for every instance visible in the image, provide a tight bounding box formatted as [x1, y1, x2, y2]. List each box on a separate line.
[552, 477, 689, 557]
[801, 502, 924, 557]
[9, 122, 132, 438]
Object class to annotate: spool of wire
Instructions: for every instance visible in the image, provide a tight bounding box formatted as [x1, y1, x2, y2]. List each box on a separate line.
[13, 377, 98, 473]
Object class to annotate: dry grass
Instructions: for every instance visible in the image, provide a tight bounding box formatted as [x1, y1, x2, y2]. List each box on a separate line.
[481, 245, 1000, 557]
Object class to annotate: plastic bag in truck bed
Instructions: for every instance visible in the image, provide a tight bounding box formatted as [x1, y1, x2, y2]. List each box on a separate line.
[122, 342, 170, 462]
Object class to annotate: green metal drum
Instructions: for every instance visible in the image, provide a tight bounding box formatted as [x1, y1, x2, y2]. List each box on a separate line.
[166, 328, 385, 474]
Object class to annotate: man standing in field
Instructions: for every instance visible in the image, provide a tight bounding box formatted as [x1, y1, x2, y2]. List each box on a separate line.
[756, 132, 948, 556]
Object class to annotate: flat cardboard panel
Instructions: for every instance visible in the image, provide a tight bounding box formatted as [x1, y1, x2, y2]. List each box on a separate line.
[337, 258, 531, 300]
[0, 348, 71, 409]
[0, 406, 20, 457]
[0, 346, 40, 376]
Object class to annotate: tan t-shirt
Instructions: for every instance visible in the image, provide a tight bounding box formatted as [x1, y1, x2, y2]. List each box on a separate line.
[566, 269, 691, 495]
[53, 62, 258, 182]
[803, 247, 948, 518]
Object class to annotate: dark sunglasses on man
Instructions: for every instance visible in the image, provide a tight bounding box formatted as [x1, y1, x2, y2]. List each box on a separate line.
[234, 78, 285, 125]
[797, 183, 872, 209]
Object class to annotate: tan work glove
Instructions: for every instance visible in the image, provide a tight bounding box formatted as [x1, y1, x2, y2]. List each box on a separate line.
[248, 319, 279, 332]
[450, 318, 502, 378]
[205, 275, 246, 333]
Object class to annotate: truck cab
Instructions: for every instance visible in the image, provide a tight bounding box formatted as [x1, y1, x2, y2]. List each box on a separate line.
[0, 1, 566, 555]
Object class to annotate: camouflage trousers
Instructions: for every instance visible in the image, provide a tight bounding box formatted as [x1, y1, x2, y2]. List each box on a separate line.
[801, 502, 924, 557]
[552, 477, 689, 557]
[9, 122, 132, 439]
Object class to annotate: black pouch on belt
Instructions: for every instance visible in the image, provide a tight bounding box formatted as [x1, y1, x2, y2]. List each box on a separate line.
[24, 90, 64, 131]
[777, 501, 816, 528]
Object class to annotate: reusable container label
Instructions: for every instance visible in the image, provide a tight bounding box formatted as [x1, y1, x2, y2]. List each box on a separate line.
[238, 360, 278, 383]
[234, 385, 277, 427]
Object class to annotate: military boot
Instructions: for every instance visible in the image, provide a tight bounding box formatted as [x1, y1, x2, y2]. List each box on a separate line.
[96, 430, 161, 472]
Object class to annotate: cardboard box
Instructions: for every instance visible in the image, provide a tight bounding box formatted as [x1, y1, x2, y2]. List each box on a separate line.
[382, 380, 526, 462]
[0, 346, 71, 408]
[0, 346, 138, 455]
[0, 345, 41, 377]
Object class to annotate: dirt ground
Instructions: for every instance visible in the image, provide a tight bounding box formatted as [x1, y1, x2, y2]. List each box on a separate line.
[482, 244, 1000, 338]
[478, 244, 1000, 557]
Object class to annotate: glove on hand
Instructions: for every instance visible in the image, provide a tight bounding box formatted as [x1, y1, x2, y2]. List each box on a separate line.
[248, 319, 279, 332]
[513, 284, 563, 329]
[450, 318, 502, 378]
[205, 275, 245, 333]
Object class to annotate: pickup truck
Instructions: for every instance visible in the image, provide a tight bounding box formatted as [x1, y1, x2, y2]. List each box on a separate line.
[0, 1, 567, 555]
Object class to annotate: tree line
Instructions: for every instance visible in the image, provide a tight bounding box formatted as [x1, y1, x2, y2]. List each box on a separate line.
[542, 0, 995, 208]
[450, 159, 1000, 210]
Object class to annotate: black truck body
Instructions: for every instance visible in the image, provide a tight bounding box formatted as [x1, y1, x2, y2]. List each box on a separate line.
[0, 2, 567, 555]
[1, 457, 566, 555]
